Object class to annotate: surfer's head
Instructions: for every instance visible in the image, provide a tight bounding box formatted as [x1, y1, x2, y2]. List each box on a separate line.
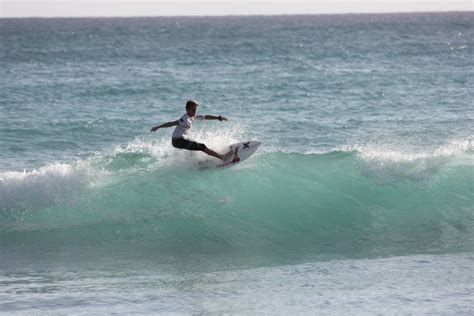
[186, 100, 199, 117]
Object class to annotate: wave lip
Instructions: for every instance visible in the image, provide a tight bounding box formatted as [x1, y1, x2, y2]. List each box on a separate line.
[0, 163, 92, 211]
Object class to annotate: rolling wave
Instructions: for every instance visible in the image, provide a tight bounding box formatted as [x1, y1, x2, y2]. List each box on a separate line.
[1, 137, 473, 260]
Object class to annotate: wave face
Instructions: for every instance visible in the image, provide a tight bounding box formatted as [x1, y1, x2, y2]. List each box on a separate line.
[1, 139, 473, 264]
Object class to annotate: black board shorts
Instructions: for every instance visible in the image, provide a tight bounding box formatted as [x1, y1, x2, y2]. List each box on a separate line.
[172, 138, 207, 152]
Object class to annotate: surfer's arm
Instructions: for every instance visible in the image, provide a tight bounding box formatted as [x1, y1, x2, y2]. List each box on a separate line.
[204, 115, 228, 121]
[150, 121, 178, 132]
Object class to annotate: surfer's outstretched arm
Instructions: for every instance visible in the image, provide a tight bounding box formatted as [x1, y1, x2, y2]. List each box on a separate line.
[204, 115, 228, 121]
[150, 121, 178, 132]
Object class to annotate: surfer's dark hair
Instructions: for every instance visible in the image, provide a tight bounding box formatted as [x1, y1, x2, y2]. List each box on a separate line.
[186, 100, 199, 110]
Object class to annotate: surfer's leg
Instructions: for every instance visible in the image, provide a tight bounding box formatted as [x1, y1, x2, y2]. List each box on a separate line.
[172, 138, 234, 162]
[173, 138, 226, 161]
[203, 148, 225, 161]
[188, 140, 227, 161]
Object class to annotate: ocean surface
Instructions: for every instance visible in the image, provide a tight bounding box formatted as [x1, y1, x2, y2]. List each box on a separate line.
[1, 12, 473, 314]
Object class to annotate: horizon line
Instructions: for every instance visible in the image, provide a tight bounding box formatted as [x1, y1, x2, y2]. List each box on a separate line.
[1, 9, 473, 19]
[2, 1, 472, 18]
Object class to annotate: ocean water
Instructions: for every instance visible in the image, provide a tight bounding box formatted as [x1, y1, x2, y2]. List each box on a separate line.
[1, 12, 473, 314]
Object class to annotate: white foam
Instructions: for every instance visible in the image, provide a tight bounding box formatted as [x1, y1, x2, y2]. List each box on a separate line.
[350, 137, 474, 182]
[434, 137, 474, 157]
[0, 163, 91, 210]
[354, 137, 473, 164]
[301, 136, 474, 162]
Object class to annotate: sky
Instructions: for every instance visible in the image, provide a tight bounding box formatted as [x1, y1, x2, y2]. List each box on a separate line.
[1, 0, 473, 18]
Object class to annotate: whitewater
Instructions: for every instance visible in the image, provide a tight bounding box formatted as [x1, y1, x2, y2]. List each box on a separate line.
[1, 13, 473, 314]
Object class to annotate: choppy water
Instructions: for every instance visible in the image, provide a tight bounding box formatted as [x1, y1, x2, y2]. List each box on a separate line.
[1, 13, 473, 314]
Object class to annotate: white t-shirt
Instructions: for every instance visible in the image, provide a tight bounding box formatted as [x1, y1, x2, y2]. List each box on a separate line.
[172, 113, 205, 139]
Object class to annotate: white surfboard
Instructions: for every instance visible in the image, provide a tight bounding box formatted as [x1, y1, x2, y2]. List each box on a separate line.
[217, 141, 261, 168]
[197, 141, 261, 169]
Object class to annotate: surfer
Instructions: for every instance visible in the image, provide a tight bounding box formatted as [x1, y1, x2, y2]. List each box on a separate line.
[150, 100, 239, 162]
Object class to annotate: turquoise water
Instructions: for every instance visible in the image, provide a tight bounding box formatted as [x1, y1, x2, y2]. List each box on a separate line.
[1, 13, 473, 314]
